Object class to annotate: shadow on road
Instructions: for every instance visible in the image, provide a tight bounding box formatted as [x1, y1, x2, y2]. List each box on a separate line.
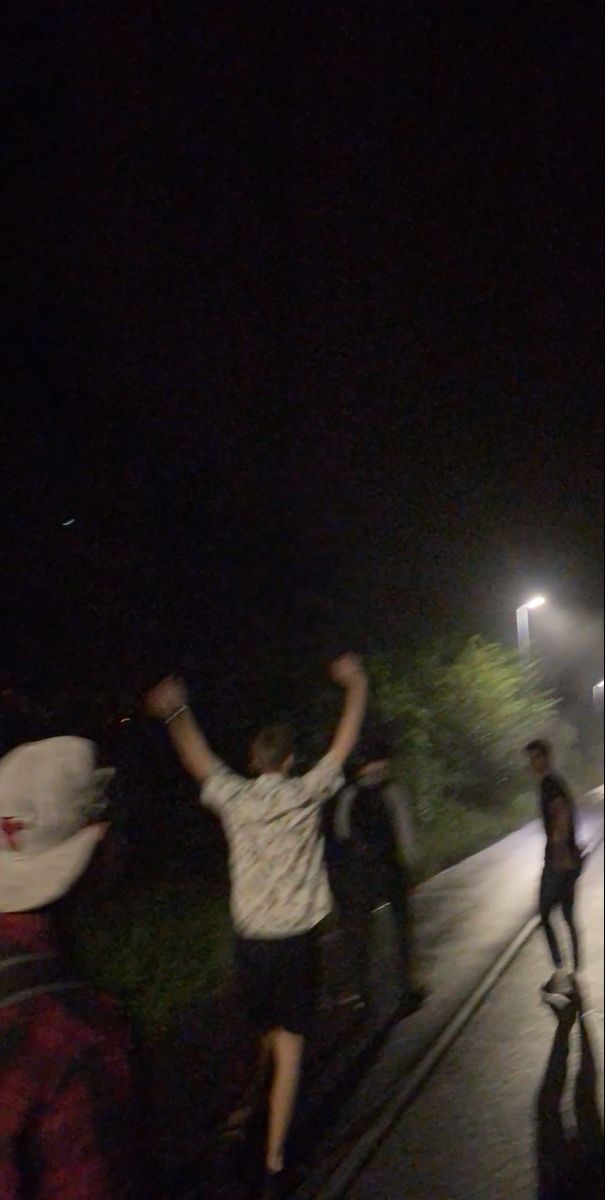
[287, 998, 418, 1187]
[536, 989, 604, 1200]
[188, 1001, 414, 1200]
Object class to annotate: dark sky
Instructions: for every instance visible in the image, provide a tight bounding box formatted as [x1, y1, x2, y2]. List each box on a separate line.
[3, 1, 603, 719]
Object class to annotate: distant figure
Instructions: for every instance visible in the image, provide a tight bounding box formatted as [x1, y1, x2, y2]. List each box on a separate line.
[334, 736, 425, 1014]
[146, 654, 368, 1199]
[525, 738, 584, 1009]
[0, 737, 138, 1200]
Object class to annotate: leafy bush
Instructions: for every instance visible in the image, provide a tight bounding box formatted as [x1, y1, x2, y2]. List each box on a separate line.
[368, 636, 556, 814]
[432, 638, 556, 803]
[68, 877, 232, 1033]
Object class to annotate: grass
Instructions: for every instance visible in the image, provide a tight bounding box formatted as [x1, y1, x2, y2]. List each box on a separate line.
[415, 789, 537, 881]
[69, 878, 232, 1034]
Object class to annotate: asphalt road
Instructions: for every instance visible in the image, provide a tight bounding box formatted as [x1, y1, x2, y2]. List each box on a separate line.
[348, 840, 604, 1200]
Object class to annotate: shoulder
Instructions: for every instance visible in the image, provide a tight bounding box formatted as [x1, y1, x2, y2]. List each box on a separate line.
[205, 759, 246, 785]
[300, 754, 345, 797]
[202, 760, 250, 809]
[333, 783, 357, 810]
[339, 783, 357, 802]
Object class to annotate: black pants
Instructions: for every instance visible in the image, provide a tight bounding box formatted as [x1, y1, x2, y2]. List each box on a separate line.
[539, 863, 581, 971]
[339, 857, 413, 1000]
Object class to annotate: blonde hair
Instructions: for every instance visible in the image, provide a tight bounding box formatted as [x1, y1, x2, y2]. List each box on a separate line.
[251, 724, 294, 773]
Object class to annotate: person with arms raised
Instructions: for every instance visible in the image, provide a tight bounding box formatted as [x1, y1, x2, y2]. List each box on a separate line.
[147, 654, 368, 1199]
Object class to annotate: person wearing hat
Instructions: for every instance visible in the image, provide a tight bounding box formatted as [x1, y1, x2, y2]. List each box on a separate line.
[334, 734, 425, 1015]
[0, 736, 138, 1200]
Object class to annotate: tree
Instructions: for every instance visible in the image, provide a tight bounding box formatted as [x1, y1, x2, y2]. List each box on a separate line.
[432, 638, 556, 803]
[368, 637, 556, 814]
[367, 653, 446, 816]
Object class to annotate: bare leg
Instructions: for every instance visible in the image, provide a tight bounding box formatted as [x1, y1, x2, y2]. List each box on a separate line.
[265, 1028, 305, 1175]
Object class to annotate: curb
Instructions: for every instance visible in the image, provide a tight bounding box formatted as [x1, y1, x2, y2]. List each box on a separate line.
[307, 823, 604, 1199]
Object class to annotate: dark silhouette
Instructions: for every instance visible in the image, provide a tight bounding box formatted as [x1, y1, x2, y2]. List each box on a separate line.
[331, 736, 425, 1014]
[537, 990, 604, 1199]
[525, 739, 583, 988]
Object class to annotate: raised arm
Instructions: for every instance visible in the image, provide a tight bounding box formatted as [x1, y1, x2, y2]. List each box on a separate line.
[328, 654, 368, 765]
[146, 676, 217, 784]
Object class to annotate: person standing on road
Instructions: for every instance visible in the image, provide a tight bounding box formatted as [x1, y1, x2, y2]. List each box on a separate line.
[525, 738, 584, 1008]
[333, 736, 425, 1015]
[0, 737, 138, 1200]
[146, 654, 368, 1199]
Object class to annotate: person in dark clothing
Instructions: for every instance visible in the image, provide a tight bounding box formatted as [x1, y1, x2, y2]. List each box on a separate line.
[0, 736, 138, 1200]
[526, 738, 584, 1009]
[334, 736, 425, 1014]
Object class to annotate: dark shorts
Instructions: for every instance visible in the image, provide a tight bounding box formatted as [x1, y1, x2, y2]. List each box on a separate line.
[235, 930, 321, 1036]
[540, 862, 582, 913]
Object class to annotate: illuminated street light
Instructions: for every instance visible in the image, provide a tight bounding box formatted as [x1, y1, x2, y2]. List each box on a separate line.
[516, 596, 547, 662]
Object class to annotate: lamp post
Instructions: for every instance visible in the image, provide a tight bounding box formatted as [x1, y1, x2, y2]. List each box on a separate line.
[516, 596, 546, 663]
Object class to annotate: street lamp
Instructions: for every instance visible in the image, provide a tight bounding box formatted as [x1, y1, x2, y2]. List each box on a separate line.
[593, 680, 605, 712]
[516, 596, 547, 662]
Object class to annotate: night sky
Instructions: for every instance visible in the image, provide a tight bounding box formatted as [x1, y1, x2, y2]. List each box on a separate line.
[3, 2, 603, 728]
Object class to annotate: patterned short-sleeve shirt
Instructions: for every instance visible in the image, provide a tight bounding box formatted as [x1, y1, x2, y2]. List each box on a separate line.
[202, 755, 344, 938]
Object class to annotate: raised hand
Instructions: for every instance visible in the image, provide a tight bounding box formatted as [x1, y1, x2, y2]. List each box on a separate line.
[145, 676, 188, 720]
[329, 654, 365, 688]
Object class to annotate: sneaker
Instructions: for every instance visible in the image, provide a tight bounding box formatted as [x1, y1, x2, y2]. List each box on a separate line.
[541, 973, 574, 1011]
[552, 969, 574, 996]
[542, 988, 573, 1012]
[541, 970, 574, 995]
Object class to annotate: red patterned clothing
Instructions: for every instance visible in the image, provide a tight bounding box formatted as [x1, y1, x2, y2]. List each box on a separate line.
[0, 913, 137, 1200]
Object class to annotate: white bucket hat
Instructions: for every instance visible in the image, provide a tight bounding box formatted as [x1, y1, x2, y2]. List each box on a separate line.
[0, 737, 115, 913]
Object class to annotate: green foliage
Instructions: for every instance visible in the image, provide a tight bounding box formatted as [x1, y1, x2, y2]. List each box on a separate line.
[367, 653, 446, 816]
[415, 787, 537, 880]
[432, 638, 556, 800]
[368, 636, 556, 813]
[68, 879, 232, 1033]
